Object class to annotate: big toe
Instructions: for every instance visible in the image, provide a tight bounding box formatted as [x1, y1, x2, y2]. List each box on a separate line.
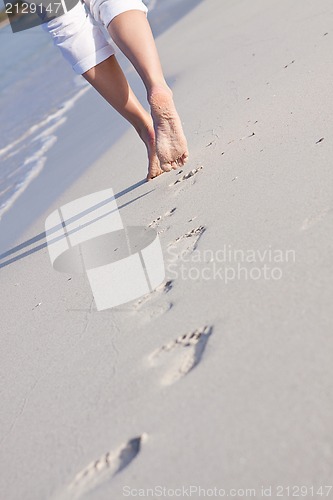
[147, 167, 163, 181]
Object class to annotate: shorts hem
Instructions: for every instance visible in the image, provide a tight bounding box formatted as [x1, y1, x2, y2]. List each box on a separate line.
[97, 0, 148, 29]
[73, 44, 115, 74]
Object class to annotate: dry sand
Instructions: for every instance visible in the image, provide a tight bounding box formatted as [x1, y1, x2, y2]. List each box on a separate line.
[1, 0, 333, 498]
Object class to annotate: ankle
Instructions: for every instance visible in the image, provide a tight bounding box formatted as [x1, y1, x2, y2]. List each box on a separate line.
[136, 121, 155, 145]
[147, 82, 173, 102]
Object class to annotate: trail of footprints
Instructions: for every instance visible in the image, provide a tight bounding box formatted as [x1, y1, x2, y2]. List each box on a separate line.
[56, 328, 213, 498]
[141, 167, 206, 321]
[57, 166, 212, 498]
[133, 221, 206, 319]
[145, 166, 211, 384]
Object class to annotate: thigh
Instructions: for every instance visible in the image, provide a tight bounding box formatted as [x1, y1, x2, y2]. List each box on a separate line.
[85, 0, 148, 30]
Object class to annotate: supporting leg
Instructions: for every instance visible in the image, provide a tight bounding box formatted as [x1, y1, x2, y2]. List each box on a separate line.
[108, 10, 189, 171]
[83, 55, 163, 180]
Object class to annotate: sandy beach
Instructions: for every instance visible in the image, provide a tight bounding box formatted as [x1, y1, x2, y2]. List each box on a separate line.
[1, 0, 333, 498]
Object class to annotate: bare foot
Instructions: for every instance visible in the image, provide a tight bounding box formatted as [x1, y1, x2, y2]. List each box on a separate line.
[149, 85, 189, 172]
[137, 123, 163, 181]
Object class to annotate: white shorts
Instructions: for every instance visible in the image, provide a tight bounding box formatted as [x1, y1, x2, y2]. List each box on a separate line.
[43, 0, 148, 75]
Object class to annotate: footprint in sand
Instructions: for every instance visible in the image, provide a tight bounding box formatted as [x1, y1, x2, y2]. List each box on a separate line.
[170, 166, 203, 186]
[58, 435, 147, 499]
[131, 280, 173, 324]
[134, 280, 173, 308]
[168, 226, 206, 257]
[149, 207, 177, 234]
[134, 300, 173, 324]
[149, 326, 213, 386]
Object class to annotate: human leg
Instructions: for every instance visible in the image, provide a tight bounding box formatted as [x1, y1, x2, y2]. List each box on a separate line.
[82, 55, 163, 179]
[43, 1, 188, 177]
[43, 2, 162, 179]
[99, 6, 189, 171]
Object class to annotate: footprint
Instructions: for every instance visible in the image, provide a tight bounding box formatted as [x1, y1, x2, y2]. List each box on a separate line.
[149, 326, 212, 386]
[148, 208, 177, 228]
[134, 301, 173, 326]
[149, 208, 177, 235]
[168, 226, 206, 257]
[170, 166, 203, 186]
[130, 280, 173, 324]
[58, 435, 146, 499]
[175, 226, 205, 242]
[134, 280, 173, 309]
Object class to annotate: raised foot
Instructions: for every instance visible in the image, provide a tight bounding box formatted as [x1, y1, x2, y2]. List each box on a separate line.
[137, 122, 164, 180]
[149, 86, 189, 172]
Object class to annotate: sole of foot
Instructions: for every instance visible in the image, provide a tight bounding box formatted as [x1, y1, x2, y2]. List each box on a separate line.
[149, 86, 189, 173]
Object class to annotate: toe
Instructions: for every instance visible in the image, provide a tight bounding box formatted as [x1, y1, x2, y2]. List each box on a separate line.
[147, 168, 164, 181]
[161, 163, 173, 172]
[171, 161, 178, 170]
